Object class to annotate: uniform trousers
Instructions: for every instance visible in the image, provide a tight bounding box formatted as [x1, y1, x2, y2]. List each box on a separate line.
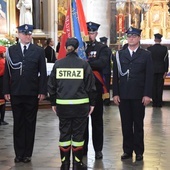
[11, 95, 38, 157]
[152, 73, 164, 106]
[103, 73, 111, 105]
[0, 103, 5, 122]
[59, 117, 87, 144]
[119, 99, 145, 155]
[84, 91, 103, 153]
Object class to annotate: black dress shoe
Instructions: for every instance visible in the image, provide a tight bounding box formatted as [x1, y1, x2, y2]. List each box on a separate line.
[121, 153, 132, 160]
[23, 157, 31, 163]
[136, 154, 143, 161]
[14, 156, 23, 163]
[95, 151, 103, 159]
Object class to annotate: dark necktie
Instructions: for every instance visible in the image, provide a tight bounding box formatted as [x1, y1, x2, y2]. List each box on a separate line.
[132, 51, 135, 57]
[23, 45, 27, 55]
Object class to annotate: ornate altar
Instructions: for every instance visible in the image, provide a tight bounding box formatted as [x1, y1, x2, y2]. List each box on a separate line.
[58, 0, 68, 31]
[140, 0, 170, 39]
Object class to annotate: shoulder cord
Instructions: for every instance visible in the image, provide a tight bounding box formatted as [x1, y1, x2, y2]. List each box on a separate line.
[116, 51, 129, 80]
[164, 48, 169, 61]
[6, 49, 23, 76]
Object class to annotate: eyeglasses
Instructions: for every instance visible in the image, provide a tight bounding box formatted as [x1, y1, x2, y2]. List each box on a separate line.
[127, 34, 139, 38]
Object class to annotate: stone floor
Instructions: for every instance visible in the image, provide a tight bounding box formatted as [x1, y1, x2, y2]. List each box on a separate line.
[1, 90, 170, 170]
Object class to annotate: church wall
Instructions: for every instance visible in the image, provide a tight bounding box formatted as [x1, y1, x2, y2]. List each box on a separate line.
[4, 0, 170, 48]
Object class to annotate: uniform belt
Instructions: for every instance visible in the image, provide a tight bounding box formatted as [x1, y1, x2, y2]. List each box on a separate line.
[56, 98, 89, 105]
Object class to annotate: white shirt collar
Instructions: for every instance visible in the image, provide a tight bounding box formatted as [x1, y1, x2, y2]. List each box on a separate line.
[20, 43, 30, 51]
[128, 47, 138, 56]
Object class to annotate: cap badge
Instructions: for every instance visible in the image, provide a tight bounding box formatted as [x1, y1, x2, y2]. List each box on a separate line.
[25, 25, 28, 30]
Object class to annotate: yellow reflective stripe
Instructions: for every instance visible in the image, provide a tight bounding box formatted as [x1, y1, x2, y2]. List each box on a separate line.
[56, 98, 89, 105]
[72, 140, 84, 147]
[59, 140, 71, 147]
[61, 157, 65, 162]
[75, 156, 80, 162]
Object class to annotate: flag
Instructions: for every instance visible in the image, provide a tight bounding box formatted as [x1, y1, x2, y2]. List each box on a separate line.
[57, 0, 109, 99]
[72, 0, 86, 59]
[57, 1, 72, 59]
[58, 0, 88, 60]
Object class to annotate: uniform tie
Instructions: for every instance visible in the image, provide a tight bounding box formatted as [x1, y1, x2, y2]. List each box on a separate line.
[23, 45, 27, 55]
[132, 51, 135, 57]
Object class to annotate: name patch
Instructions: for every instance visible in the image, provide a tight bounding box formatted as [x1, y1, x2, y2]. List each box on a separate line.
[56, 68, 84, 79]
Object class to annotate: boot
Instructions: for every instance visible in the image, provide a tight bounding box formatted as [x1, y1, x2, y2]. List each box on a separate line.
[72, 146, 87, 170]
[60, 146, 71, 170]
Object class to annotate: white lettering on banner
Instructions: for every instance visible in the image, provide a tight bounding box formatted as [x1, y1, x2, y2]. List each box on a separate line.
[56, 68, 84, 79]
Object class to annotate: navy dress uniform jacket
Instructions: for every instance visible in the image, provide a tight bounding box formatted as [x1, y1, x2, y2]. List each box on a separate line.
[113, 47, 153, 99]
[3, 43, 47, 96]
[147, 44, 169, 73]
[86, 41, 108, 90]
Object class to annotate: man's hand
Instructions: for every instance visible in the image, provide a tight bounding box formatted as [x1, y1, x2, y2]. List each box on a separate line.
[163, 72, 167, 79]
[4, 94, 10, 102]
[88, 106, 94, 116]
[113, 95, 120, 105]
[142, 96, 151, 106]
[52, 106, 57, 114]
[38, 94, 46, 102]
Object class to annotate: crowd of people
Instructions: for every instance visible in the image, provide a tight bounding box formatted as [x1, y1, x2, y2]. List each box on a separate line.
[0, 21, 169, 170]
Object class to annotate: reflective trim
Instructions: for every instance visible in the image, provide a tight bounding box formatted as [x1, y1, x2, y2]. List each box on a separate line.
[61, 157, 66, 162]
[59, 140, 71, 147]
[75, 156, 80, 162]
[56, 98, 89, 105]
[72, 140, 84, 147]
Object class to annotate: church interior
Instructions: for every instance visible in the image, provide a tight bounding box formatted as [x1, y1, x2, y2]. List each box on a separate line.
[0, 0, 170, 48]
[1, 1, 170, 170]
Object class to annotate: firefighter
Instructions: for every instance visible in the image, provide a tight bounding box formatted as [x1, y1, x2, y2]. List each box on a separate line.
[47, 37, 97, 170]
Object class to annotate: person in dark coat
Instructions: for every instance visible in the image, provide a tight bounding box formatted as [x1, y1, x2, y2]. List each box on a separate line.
[83, 21, 109, 159]
[45, 38, 56, 63]
[0, 46, 8, 125]
[48, 37, 96, 170]
[56, 35, 61, 59]
[99, 36, 112, 106]
[147, 33, 169, 107]
[3, 24, 47, 163]
[113, 26, 153, 161]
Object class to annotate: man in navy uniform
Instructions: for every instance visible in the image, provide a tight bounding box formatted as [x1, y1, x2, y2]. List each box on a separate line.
[113, 27, 153, 161]
[147, 33, 169, 107]
[3, 24, 47, 163]
[84, 21, 108, 159]
[100, 36, 112, 106]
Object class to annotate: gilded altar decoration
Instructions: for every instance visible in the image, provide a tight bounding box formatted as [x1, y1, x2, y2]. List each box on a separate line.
[167, 0, 170, 13]
[58, 0, 68, 31]
[116, 14, 125, 33]
[116, 0, 126, 33]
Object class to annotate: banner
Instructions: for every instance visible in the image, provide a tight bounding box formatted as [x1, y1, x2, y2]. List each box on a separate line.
[57, 0, 109, 99]
[58, 0, 88, 60]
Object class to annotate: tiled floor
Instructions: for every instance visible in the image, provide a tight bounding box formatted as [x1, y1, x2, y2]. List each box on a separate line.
[1, 90, 170, 170]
